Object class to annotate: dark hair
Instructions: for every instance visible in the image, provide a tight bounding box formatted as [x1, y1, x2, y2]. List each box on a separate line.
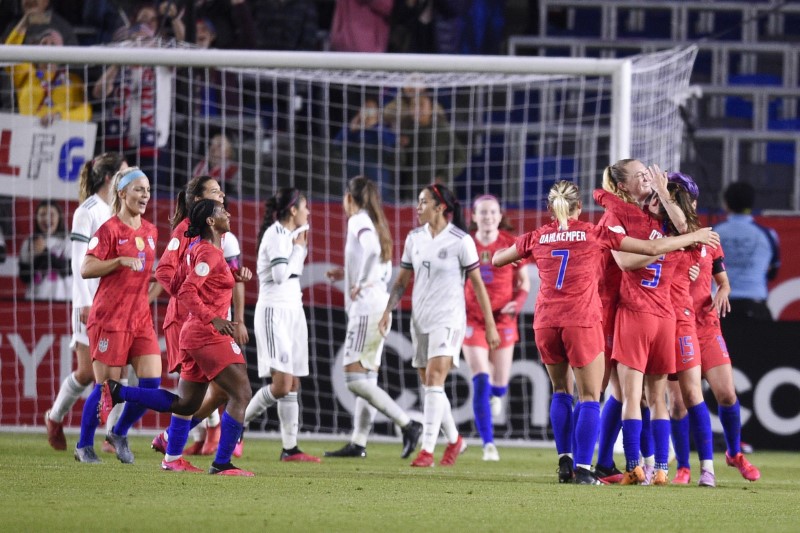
[78, 152, 124, 203]
[348, 176, 392, 262]
[34, 199, 66, 235]
[171, 175, 217, 229]
[258, 187, 304, 243]
[425, 183, 466, 231]
[185, 199, 219, 240]
[724, 182, 755, 213]
[659, 182, 700, 236]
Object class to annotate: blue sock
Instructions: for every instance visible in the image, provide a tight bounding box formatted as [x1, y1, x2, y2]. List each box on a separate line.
[118, 379, 177, 413]
[550, 392, 573, 455]
[472, 373, 493, 445]
[640, 406, 654, 458]
[574, 401, 600, 467]
[622, 418, 642, 472]
[718, 401, 742, 456]
[652, 418, 671, 470]
[113, 377, 162, 436]
[491, 385, 508, 399]
[688, 402, 714, 462]
[214, 411, 243, 465]
[165, 416, 191, 457]
[190, 417, 204, 431]
[571, 401, 582, 464]
[671, 415, 691, 469]
[597, 395, 622, 468]
[77, 384, 102, 449]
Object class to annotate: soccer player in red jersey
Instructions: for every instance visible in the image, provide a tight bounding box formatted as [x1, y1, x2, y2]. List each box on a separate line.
[74, 167, 161, 465]
[462, 194, 530, 461]
[100, 200, 254, 476]
[593, 159, 689, 483]
[492, 180, 718, 484]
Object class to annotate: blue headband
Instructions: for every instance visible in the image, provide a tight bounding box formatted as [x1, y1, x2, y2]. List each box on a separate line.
[117, 169, 147, 191]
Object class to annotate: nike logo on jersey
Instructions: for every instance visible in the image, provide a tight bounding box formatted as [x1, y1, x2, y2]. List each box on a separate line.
[119, 239, 128, 244]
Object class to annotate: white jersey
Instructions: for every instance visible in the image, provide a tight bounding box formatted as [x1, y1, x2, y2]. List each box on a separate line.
[70, 193, 112, 308]
[256, 221, 307, 308]
[400, 222, 479, 333]
[222, 231, 241, 263]
[345, 210, 391, 315]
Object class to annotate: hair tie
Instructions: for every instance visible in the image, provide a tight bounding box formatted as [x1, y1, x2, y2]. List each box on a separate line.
[430, 184, 446, 205]
[117, 169, 147, 191]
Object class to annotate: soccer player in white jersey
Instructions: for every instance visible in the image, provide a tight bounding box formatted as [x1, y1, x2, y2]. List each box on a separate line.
[324, 176, 423, 459]
[379, 183, 500, 467]
[244, 187, 321, 462]
[44, 152, 127, 451]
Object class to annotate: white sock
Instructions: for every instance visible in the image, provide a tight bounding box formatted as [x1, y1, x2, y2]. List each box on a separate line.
[346, 372, 411, 427]
[189, 424, 206, 443]
[351, 396, 377, 447]
[106, 378, 127, 433]
[701, 459, 715, 474]
[643, 455, 655, 467]
[50, 373, 89, 422]
[206, 408, 220, 428]
[278, 392, 299, 450]
[440, 391, 458, 445]
[421, 386, 446, 453]
[244, 385, 278, 425]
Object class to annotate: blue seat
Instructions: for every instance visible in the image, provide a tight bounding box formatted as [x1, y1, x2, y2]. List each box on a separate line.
[725, 74, 782, 121]
[766, 118, 800, 166]
[522, 157, 577, 208]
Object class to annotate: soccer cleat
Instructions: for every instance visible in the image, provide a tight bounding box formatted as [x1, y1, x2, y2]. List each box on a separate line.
[209, 462, 254, 477]
[200, 424, 221, 455]
[439, 435, 467, 466]
[642, 464, 655, 485]
[557, 455, 574, 483]
[105, 431, 134, 464]
[575, 467, 604, 485]
[162, 457, 203, 473]
[44, 410, 67, 451]
[101, 440, 116, 454]
[97, 380, 122, 425]
[151, 432, 168, 454]
[280, 448, 321, 463]
[490, 395, 503, 419]
[620, 465, 645, 485]
[698, 468, 716, 487]
[672, 467, 691, 484]
[233, 436, 244, 458]
[482, 442, 500, 462]
[652, 469, 669, 486]
[594, 463, 624, 484]
[410, 450, 434, 467]
[740, 441, 754, 454]
[74, 446, 101, 463]
[401, 420, 423, 459]
[183, 441, 204, 456]
[324, 443, 366, 458]
[726, 452, 761, 482]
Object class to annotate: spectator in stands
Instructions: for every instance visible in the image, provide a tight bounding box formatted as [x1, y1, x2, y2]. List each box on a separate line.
[460, 0, 505, 55]
[195, 0, 256, 49]
[80, 0, 127, 44]
[1, 0, 78, 46]
[388, 0, 465, 54]
[5, 24, 92, 126]
[127, 1, 185, 42]
[18, 199, 72, 301]
[192, 133, 241, 197]
[715, 182, 781, 321]
[249, 0, 319, 51]
[329, 0, 392, 53]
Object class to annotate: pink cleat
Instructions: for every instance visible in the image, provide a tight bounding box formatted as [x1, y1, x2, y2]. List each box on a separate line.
[162, 457, 203, 473]
[726, 452, 761, 482]
[439, 435, 467, 466]
[280, 449, 321, 463]
[151, 432, 168, 454]
[410, 450, 434, 467]
[672, 467, 691, 485]
[209, 463, 254, 477]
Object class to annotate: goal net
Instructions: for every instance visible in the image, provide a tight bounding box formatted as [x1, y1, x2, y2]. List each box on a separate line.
[0, 42, 695, 443]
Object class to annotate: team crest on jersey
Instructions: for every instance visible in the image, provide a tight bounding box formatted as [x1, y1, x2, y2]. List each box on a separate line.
[481, 251, 490, 263]
[99, 338, 109, 353]
[195, 262, 210, 276]
[147, 236, 155, 250]
[167, 238, 180, 251]
[701, 245, 707, 257]
[135, 237, 145, 251]
[88, 236, 99, 250]
[438, 249, 448, 259]
[231, 342, 242, 355]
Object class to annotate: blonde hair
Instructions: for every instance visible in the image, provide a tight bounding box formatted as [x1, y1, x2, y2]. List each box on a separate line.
[111, 166, 147, 214]
[548, 180, 580, 230]
[602, 158, 637, 204]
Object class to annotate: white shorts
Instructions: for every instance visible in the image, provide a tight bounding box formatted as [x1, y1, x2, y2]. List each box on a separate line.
[70, 306, 89, 348]
[342, 311, 386, 372]
[411, 323, 464, 369]
[254, 302, 309, 378]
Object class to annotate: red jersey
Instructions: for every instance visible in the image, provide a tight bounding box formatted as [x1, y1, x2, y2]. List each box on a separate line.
[691, 242, 726, 329]
[465, 230, 519, 323]
[86, 216, 158, 332]
[178, 240, 235, 350]
[670, 248, 702, 324]
[515, 219, 625, 329]
[155, 218, 197, 329]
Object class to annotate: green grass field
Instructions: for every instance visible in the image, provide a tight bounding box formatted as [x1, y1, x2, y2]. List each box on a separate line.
[1, 432, 798, 532]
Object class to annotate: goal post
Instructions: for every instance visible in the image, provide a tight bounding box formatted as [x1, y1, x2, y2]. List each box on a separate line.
[0, 43, 695, 442]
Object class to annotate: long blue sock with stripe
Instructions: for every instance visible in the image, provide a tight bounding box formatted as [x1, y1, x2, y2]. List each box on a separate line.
[113, 377, 162, 436]
[622, 418, 642, 472]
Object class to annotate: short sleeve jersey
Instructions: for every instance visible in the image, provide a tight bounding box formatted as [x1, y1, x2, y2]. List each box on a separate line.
[690, 242, 726, 329]
[86, 216, 158, 331]
[670, 247, 702, 324]
[256, 221, 306, 308]
[515, 219, 625, 329]
[70, 193, 112, 308]
[178, 240, 235, 349]
[465, 230, 518, 323]
[155, 218, 195, 328]
[345, 210, 391, 315]
[400, 223, 479, 333]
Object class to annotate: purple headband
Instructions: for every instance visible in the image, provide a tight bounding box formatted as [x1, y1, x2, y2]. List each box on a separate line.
[667, 171, 699, 199]
[472, 194, 499, 210]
